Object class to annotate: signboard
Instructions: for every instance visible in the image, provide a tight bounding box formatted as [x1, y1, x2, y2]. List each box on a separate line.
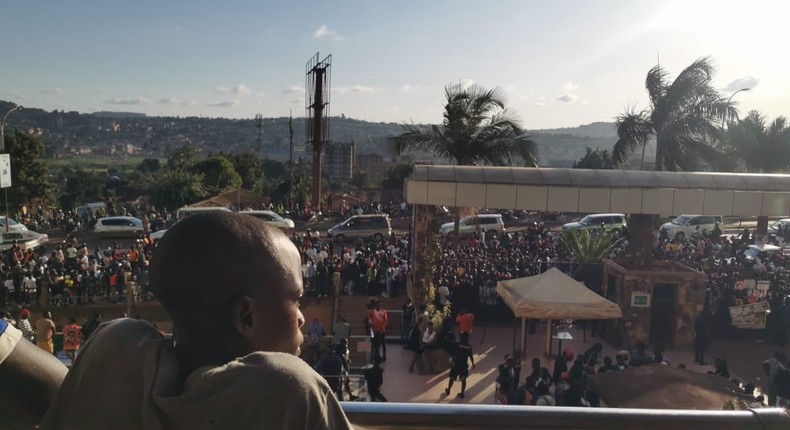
[0, 154, 10, 189]
[729, 301, 768, 329]
[631, 292, 651, 308]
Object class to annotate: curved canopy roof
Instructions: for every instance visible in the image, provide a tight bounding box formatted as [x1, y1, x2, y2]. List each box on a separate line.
[405, 165, 790, 216]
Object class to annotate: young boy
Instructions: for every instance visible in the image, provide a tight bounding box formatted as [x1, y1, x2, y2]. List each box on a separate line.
[43, 212, 353, 429]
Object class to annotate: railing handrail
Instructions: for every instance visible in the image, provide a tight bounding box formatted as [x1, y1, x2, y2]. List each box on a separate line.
[340, 402, 790, 430]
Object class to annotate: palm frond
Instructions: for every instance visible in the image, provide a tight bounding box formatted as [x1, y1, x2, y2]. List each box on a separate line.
[612, 110, 653, 166]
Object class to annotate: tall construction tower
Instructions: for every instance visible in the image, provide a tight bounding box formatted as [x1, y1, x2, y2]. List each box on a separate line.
[305, 52, 331, 209]
[255, 113, 264, 158]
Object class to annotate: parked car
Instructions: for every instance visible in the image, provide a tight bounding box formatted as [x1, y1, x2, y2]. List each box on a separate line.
[94, 216, 144, 237]
[659, 215, 722, 240]
[0, 216, 29, 232]
[768, 218, 790, 236]
[238, 210, 295, 231]
[439, 214, 506, 238]
[327, 214, 392, 243]
[0, 230, 48, 251]
[743, 244, 785, 264]
[562, 213, 626, 234]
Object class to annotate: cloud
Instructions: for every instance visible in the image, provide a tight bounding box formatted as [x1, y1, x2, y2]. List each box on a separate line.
[534, 96, 545, 107]
[333, 85, 384, 95]
[400, 84, 419, 92]
[40, 88, 65, 95]
[555, 81, 580, 103]
[725, 76, 759, 92]
[254, 92, 266, 98]
[313, 25, 344, 41]
[281, 85, 304, 95]
[158, 97, 194, 106]
[105, 97, 151, 105]
[205, 100, 239, 108]
[216, 84, 252, 95]
[534, 102, 546, 107]
[561, 81, 579, 92]
[555, 93, 578, 103]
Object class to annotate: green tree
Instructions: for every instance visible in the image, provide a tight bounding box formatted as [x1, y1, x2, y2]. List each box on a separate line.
[150, 168, 207, 210]
[136, 158, 161, 174]
[573, 147, 615, 169]
[193, 155, 242, 192]
[381, 162, 414, 189]
[349, 170, 370, 190]
[58, 167, 107, 210]
[559, 229, 623, 290]
[392, 83, 538, 249]
[231, 153, 265, 193]
[166, 144, 197, 172]
[261, 159, 288, 182]
[3, 129, 56, 208]
[722, 111, 790, 172]
[392, 84, 538, 167]
[612, 57, 733, 171]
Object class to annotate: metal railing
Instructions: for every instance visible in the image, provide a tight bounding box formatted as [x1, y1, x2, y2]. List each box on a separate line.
[340, 402, 790, 430]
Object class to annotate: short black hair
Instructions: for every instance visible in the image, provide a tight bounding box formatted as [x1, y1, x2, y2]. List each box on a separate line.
[149, 211, 289, 331]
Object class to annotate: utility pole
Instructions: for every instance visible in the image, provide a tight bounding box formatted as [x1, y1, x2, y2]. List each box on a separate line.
[289, 110, 294, 212]
[255, 114, 264, 158]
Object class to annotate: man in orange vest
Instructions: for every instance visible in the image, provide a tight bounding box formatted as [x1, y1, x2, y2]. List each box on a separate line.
[369, 300, 388, 363]
[62, 317, 81, 362]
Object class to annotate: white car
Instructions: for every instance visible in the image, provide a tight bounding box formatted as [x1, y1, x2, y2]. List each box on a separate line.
[0, 230, 48, 251]
[659, 215, 722, 240]
[768, 218, 790, 236]
[0, 216, 29, 232]
[94, 216, 144, 237]
[238, 210, 295, 231]
[439, 214, 505, 238]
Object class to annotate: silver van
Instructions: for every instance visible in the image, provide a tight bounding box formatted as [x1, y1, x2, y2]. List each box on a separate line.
[327, 214, 392, 242]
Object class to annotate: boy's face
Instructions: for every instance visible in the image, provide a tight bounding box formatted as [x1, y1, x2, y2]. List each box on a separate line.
[250, 236, 305, 355]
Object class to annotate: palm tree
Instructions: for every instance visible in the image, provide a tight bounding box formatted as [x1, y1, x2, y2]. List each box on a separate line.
[612, 57, 736, 171]
[723, 111, 790, 172]
[560, 229, 623, 290]
[392, 83, 537, 248]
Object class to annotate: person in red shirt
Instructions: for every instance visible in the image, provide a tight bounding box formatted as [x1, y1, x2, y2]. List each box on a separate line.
[62, 317, 81, 362]
[369, 301, 388, 363]
[456, 308, 474, 337]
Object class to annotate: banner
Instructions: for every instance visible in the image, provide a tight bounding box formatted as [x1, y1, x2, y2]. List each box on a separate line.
[729, 301, 768, 329]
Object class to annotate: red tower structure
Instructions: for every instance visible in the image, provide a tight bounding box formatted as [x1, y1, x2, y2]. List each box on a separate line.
[305, 52, 331, 210]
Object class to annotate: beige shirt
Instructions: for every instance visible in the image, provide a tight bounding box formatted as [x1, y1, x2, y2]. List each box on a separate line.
[43, 319, 354, 430]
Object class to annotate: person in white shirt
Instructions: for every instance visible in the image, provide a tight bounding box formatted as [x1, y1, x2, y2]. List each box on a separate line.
[409, 324, 438, 373]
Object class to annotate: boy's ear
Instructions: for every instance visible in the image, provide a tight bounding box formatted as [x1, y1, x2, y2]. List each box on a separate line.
[232, 296, 256, 338]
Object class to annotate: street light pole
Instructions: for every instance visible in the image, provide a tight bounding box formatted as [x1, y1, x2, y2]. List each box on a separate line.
[723, 87, 750, 128]
[1, 105, 23, 232]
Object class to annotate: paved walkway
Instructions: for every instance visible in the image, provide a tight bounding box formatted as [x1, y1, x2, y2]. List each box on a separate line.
[375, 323, 722, 404]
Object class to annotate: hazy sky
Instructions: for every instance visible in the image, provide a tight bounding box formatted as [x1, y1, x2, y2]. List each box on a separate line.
[2, 0, 787, 129]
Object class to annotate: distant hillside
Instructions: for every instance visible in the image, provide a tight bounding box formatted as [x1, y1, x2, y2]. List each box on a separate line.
[0, 100, 646, 165]
[531, 121, 617, 139]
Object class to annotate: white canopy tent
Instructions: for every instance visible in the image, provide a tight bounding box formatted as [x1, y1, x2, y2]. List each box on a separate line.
[496, 268, 623, 356]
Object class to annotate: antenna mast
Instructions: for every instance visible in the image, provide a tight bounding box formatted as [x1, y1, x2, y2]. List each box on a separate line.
[305, 52, 331, 210]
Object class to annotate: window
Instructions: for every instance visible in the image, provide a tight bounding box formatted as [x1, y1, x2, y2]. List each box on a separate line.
[101, 219, 123, 226]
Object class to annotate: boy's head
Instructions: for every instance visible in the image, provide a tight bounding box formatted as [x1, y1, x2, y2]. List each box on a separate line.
[150, 212, 305, 359]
